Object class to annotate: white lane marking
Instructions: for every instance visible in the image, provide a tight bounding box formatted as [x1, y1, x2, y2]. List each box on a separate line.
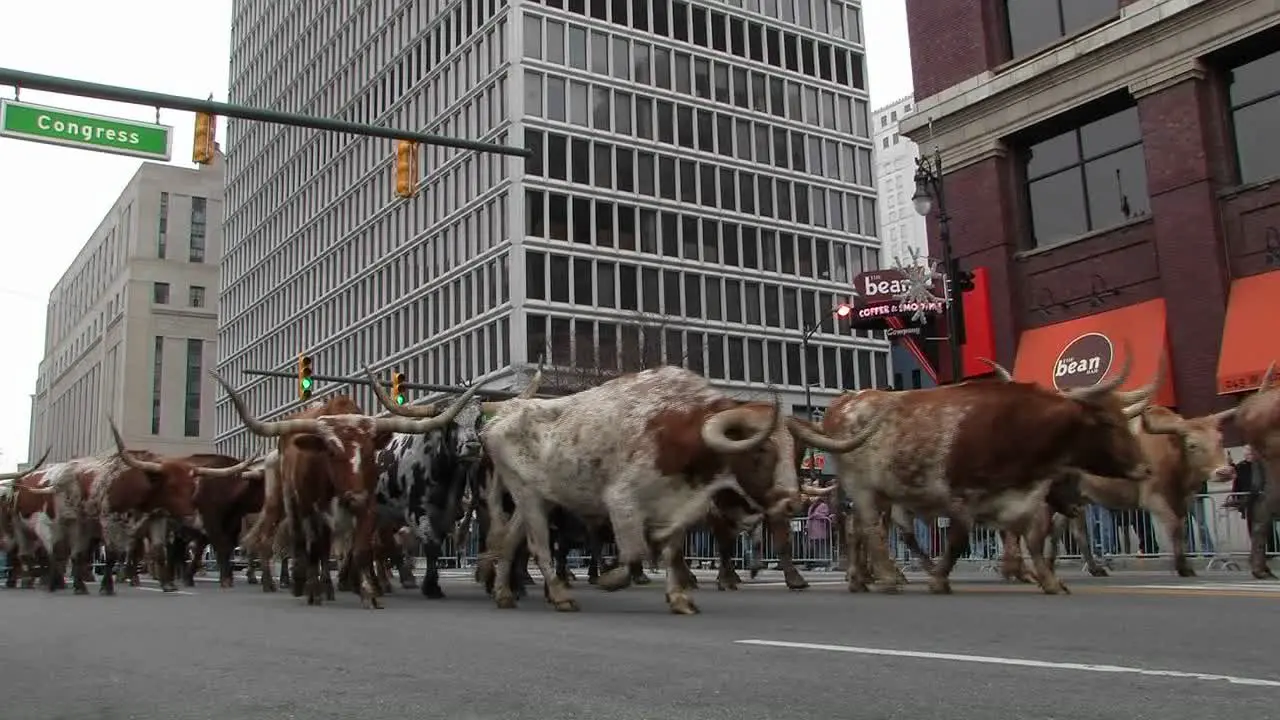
[132, 586, 195, 596]
[1128, 583, 1280, 592]
[734, 640, 1280, 688]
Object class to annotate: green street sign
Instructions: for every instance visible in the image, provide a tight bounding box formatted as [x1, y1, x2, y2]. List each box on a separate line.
[0, 99, 172, 161]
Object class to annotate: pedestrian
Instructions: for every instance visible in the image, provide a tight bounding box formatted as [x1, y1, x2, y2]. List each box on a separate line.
[805, 496, 831, 570]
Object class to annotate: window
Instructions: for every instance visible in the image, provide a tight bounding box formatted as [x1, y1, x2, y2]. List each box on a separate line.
[1021, 101, 1149, 248]
[189, 196, 207, 263]
[189, 285, 206, 308]
[153, 282, 170, 304]
[1005, 0, 1117, 59]
[157, 191, 168, 258]
[1228, 47, 1280, 185]
[151, 336, 163, 434]
[184, 339, 203, 437]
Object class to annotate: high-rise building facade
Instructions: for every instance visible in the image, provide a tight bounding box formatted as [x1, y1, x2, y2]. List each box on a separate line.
[871, 94, 937, 391]
[217, 0, 886, 455]
[872, 94, 927, 267]
[29, 155, 226, 462]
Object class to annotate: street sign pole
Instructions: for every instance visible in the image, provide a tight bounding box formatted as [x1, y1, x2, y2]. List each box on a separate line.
[0, 67, 531, 158]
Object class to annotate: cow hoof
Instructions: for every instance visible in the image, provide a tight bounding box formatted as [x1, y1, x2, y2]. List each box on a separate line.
[1088, 566, 1110, 578]
[73, 585, 89, 596]
[786, 578, 810, 591]
[632, 573, 652, 585]
[1252, 569, 1277, 580]
[400, 580, 418, 590]
[873, 582, 902, 594]
[847, 581, 869, 593]
[422, 585, 446, 600]
[927, 578, 952, 595]
[161, 584, 179, 593]
[494, 590, 517, 609]
[596, 567, 632, 592]
[563, 569, 578, 582]
[553, 598, 580, 612]
[261, 581, 277, 593]
[361, 596, 384, 610]
[1177, 567, 1197, 578]
[245, 575, 259, 585]
[587, 575, 599, 585]
[99, 586, 115, 596]
[716, 579, 739, 591]
[666, 594, 700, 615]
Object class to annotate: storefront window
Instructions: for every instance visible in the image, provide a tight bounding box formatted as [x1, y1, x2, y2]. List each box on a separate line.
[1229, 48, 1280, 185]
[1021, 102, 1151, 248]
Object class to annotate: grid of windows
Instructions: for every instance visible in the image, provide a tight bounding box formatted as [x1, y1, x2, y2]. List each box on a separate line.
[219, 0, 517, 453]
[218, 0, 883, 452]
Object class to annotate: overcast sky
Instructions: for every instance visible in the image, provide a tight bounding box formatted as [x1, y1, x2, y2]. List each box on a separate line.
[0, 1, 913, 471]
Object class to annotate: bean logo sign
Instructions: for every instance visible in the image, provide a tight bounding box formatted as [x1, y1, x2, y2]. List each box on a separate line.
[1053, 332, 1114, 390]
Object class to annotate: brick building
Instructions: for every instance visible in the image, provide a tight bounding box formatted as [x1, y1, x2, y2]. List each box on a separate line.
[898, 0, 1280, 424]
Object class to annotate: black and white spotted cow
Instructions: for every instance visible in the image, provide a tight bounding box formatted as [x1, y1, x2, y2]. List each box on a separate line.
[362, 366, 544, 599]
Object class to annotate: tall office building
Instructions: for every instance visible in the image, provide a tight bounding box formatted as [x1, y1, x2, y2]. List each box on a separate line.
[29, 155, 226, 462]
[871, 94, 935, 391]
[217, 0, 886, 455]
[871, 94, 927, 267]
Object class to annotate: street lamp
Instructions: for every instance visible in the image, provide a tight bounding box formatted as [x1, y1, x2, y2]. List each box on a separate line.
[912, 146, 963, 385]
[800, 303, 853, 480]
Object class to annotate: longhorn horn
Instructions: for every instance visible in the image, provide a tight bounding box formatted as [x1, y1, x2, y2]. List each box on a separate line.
[210, 371, 323, 437]
[1257, 361, 1277, 395]
[194, 453, 263, 478]
[517, 354, 545, 400]
[1063, 340, 1133, 402]
[364, 366, 439, 418]
[108, 417, 164, 473]
[978, 358, 1014, 382]
[0, 446, 52, 481]
[372, 382, 485, 435]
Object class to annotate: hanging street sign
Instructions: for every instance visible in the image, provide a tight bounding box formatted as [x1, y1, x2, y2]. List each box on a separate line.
[0, 99, 172, 161]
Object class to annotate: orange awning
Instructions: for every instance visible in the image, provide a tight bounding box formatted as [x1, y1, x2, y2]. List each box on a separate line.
[1012, 299, 1175, 407]
[1218, 271, 1280, 394]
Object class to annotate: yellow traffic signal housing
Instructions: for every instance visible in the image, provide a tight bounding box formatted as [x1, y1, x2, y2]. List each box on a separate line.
[390, 371, 407, 405]
[297, 353, 315, 400]
[394, 140, 419, 198]
[192, 111, 217, 165]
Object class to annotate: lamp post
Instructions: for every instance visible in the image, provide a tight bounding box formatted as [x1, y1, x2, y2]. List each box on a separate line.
[912, 146, 963, 385]
[800, 303, 853, 480]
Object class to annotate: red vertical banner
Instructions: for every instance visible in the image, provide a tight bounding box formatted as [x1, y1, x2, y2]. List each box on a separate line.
[959, 266, 996, 378]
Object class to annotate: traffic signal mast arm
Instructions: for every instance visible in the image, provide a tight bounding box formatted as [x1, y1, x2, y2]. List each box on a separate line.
[0, 67, 531, 158]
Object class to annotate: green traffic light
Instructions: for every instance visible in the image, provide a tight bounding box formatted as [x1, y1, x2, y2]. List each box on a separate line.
[395, 393, 406, 406]
[300, 377, 313, 390]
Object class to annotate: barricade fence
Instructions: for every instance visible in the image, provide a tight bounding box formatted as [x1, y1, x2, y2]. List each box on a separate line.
[52, 491, 1279, 580]
[401, 491, 1280, 575]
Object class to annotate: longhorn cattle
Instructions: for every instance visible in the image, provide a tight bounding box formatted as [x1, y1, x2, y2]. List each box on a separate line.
[214, 372, 483, 608]
[981, 360, 1234, 579]
[0, 452, 53, 588]
[477, 365, 882, 614]
[6, 425, 256, 594]
[172, 453, 268, 588]
[1229, 362, 1280, 580]
[360, 365, 543, 599]
[822, 350, 1158, 596]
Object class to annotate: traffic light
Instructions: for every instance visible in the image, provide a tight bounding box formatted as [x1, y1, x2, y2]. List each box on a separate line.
[390, 371, 407, 405]
[394, 140, 419, 198]
[192, 111, 217, 165]
[297, 354, 314, 400]
[947, 259, 973, 347]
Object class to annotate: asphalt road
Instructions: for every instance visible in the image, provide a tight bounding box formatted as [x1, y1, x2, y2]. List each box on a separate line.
[2, 567, 1278, 720]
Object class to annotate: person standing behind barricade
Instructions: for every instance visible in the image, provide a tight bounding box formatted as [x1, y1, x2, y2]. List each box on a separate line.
[1226, 446, 1278, 554]
[1189, 479, 1216, 556]
[805, 497, 831, 571]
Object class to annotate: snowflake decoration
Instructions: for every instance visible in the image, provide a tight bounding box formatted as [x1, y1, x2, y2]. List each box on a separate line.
[892, 247, 946, 324]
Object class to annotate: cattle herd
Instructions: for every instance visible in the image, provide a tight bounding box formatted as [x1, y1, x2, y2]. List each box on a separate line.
[3, 353, 1280, 615]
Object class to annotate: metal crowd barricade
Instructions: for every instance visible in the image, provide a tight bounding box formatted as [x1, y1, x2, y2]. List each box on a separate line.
[409, 491, 1280, 577]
